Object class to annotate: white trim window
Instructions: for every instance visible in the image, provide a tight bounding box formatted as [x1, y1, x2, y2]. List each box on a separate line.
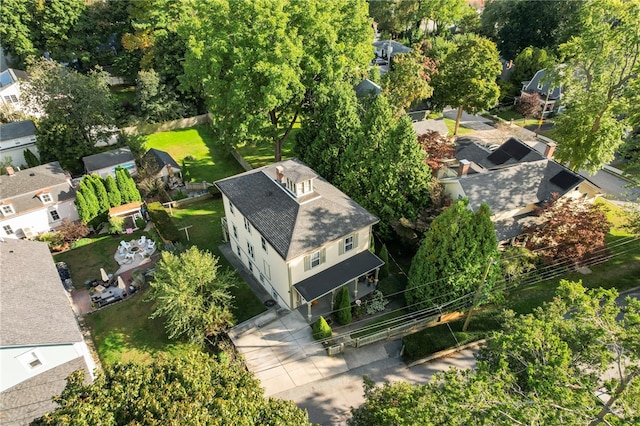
[232, 224, 238, 239]
[339, 234, 358, 255]
[247, 242, 254, 259]
[304, 248, 326, 271]
[310, 251, 320, 267]
[50, 209, 60, 221]
[244, 217, 251, 234]
[3, 225, 13, 235]
[261, 236, 267, 253]
[39, 193, 53, 204]
[1, 204, 15, 216]
[230, 202, 235, 215]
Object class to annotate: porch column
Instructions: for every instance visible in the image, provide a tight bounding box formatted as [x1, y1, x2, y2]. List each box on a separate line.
[353, 278, 358, 299]
[375, 268, 380, 284]
[307, 303, 312, 323]
[331, 289, 336, 310]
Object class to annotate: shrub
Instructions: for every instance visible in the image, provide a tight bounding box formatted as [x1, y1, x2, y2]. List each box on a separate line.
[336, 286, 352, 325]
[109, 216, 125, 234]
[377, 274, 406, 297]
[173, 190, 188, 201]
[378, 244, 390, 279]
[37, 231, 65, 249]
[135, 217, 147, 229]
[312, 316, 332, 340]
[147, 201, 181, 242]
[57, 219, 90, 242]
[365, 290, 389, 315]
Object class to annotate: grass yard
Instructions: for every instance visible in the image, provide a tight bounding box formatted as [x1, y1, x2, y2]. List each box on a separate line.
[144, 125, 245, 182]
[235, 128, 299, 169]
[54, 229, 149, 290]
[84, 292, 197, 366]
[402, 199, 640, 362]
[170, 198, 266, 323]
[443, 117, 474, 136]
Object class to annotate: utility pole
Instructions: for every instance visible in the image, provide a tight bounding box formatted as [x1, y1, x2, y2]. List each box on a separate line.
[462, 257, 493, 332]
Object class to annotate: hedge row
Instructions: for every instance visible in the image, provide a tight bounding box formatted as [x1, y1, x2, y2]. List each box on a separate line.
[147, 202, 181, 242]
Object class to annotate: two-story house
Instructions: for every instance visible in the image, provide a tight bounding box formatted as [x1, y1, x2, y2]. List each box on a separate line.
[215, 159, 384, 321]
[0, 239, 96, 425]
[520, 69, 564, 117]
[0, 162, 79, 239]
[0, 68, 29, 113]
[0, 120, 38, 168]
[440, 137, 601, 243]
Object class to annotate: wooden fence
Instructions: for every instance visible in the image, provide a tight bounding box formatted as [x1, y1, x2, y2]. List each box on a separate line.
[122, 113, 212, 136]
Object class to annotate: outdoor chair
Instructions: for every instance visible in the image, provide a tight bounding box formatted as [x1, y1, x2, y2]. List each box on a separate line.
[120, 240, 131, 250]
[147, 240, 156, 249]
[138, 236, 146, 246]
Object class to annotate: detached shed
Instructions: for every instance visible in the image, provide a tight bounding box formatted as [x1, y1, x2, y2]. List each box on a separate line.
[141, 148, 182, 188]
[83, 147, 137, 178]
[108, 201, 144, 231]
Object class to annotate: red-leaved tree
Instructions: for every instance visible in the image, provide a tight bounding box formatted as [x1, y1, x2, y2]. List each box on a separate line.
[523, 194, 611, 265]
[515, 91, 543, 120]
[417, 130, 456, 173]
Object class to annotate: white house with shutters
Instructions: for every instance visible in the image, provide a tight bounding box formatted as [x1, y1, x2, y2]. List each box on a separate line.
[215, 159, 384, 321]
[0, 239, 96, 425]
[0, 162, 79, 239]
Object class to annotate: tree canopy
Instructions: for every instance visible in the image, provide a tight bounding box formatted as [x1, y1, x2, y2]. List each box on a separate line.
[147, 246, 236, 347]
[406, 200, 500, 311]
[351, 280, 640, 425]
[552, 0, 640, 173]
[33, 351, 311, 425]
[179, 0, 373, 162]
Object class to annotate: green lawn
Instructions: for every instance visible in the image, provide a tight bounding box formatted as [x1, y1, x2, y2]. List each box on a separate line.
[402, 199, 640, 361]
[235, 128, 299, 169]
[144, 125, 245, 182]
[170, 198, 266, 323]
[54, 229, 149, 290]
[443, 118, 474, 136]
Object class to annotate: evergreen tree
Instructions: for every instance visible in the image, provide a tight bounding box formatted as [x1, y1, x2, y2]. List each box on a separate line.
[115, 168, 133, 203]
[78, 179, 99, 220]
[336, 286, 352, 325]
[378, 245, 390, 280]
[23, 148, 40, 168]
[104, 175, 122, 207]
[74, 191, 91, 224]
[406, 200, 500, 311]
[90, 174, 110, 213]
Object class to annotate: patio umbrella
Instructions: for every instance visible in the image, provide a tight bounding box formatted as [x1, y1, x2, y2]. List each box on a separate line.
[117, 276, 126, 290]
[100, 268, 109, 283]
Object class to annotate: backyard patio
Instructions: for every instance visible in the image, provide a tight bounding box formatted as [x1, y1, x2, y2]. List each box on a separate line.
[115, 236, 157, 266]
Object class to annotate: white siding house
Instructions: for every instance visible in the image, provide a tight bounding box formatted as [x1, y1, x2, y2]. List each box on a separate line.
[0, 240, 96, 425]
[82, 147, 137, 179]
[0, 120, 38, 168]
[0, 68, 29, 113]
[216, 159, 384, 321]
[0, 162, 79, 239]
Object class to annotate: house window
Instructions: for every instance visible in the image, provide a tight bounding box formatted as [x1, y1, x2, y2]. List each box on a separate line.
[340, 234, 358, 255]
[232, 224, 238, 239]
[263, 260, 271, 279]
[244, 217, 251, 234]
[261, 237, 267, 252]
[249, 262, 253, 272]
[40, 193, 53, 203]
[3, 225, 13, 235]
[247, 242, 254, 259]
[344, 236, 354, 252]
[4, 95, 18, 103]
[310, 251, 321, 268]
[230, 202, 235, 215]
[236, 244, 241, 257]
[1, 204, 15, 216]
[50, 210, 60, 221]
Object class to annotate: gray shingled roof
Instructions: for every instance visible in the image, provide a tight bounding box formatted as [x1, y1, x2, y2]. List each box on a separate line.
[0, 120, 36, 142]
[0, 239, 84, 347]
[83, 147, 134, 172]
[0, 162, 75, 215]
[354, 79, 382, 98]
[216, 159, 379, 260]
[142, 148, 181, 172]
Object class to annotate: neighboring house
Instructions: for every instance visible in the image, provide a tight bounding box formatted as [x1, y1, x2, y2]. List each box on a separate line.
[354, 79, 382, 99]
[0, 162, 79, 239]
[141, 148, 182, 188]
[440, 137, 601, 242]
[0, 68, 29, 112]
[372, 40, 411, 60]
[82, 147, 137, 178]
[0, 239, 97, 425]
[0, 120, 38, 168]
[216, 159, 384, 321]
[520, 69, 564, 117]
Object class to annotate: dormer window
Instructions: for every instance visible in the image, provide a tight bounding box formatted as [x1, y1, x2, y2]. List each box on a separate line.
[39, 193, 53, 204]
[0, 203, 15, 216]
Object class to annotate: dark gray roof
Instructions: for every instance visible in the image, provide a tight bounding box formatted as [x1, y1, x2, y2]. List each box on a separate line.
[354, 79, 382, 98]
[0, 239, 84, 347]
[522, 69, 562, 100]
[0, 162, 75, 215]
[294, 250, 384, 302]
[0, 68, 28, 88]
[83, 147, 134, 172]
[216, 159, 379, 260]
[142, 148, 181, 172]
[459, 159, 584, 212]
[0, 120, 36, 141]
[372, 40, 412, 56]
[0, 356, 89, 425]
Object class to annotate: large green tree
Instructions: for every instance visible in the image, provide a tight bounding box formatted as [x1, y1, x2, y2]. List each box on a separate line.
[33, 351, 311, 425]
[147, 247, 236, 347]
[351, 281, 640, 425]
[406, 200, 500, 311]
[430, 35, 501, 135]
[480, 0, 583, 60]
[179, 0, 373, 162]
[22, 60, 116, 174]
[552, 0, 640, 173]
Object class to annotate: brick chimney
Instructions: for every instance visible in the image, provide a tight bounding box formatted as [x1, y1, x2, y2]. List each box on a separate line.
[275, 166, 285, 183]
[544, 142, 556, 158]
[458, 159, 470, 177]
[6, 166, 15, 176]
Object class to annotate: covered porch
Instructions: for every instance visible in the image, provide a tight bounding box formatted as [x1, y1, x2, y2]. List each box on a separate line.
[108, 202, 144, 231]
[294, 251, 385, 323]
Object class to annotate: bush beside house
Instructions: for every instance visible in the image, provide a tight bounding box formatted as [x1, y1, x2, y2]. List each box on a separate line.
[312, 316, 332, 340]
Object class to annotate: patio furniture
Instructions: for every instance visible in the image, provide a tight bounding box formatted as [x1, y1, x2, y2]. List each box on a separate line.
[120, 240, 131, 250]
[147, 240, 155, 249]
[138, 236, 146, 246]
[125, 252, 135, 260]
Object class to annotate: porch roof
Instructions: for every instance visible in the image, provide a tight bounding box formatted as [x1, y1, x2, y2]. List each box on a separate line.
[109, 201, 142, 217]
[293, 251, 384, 303]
